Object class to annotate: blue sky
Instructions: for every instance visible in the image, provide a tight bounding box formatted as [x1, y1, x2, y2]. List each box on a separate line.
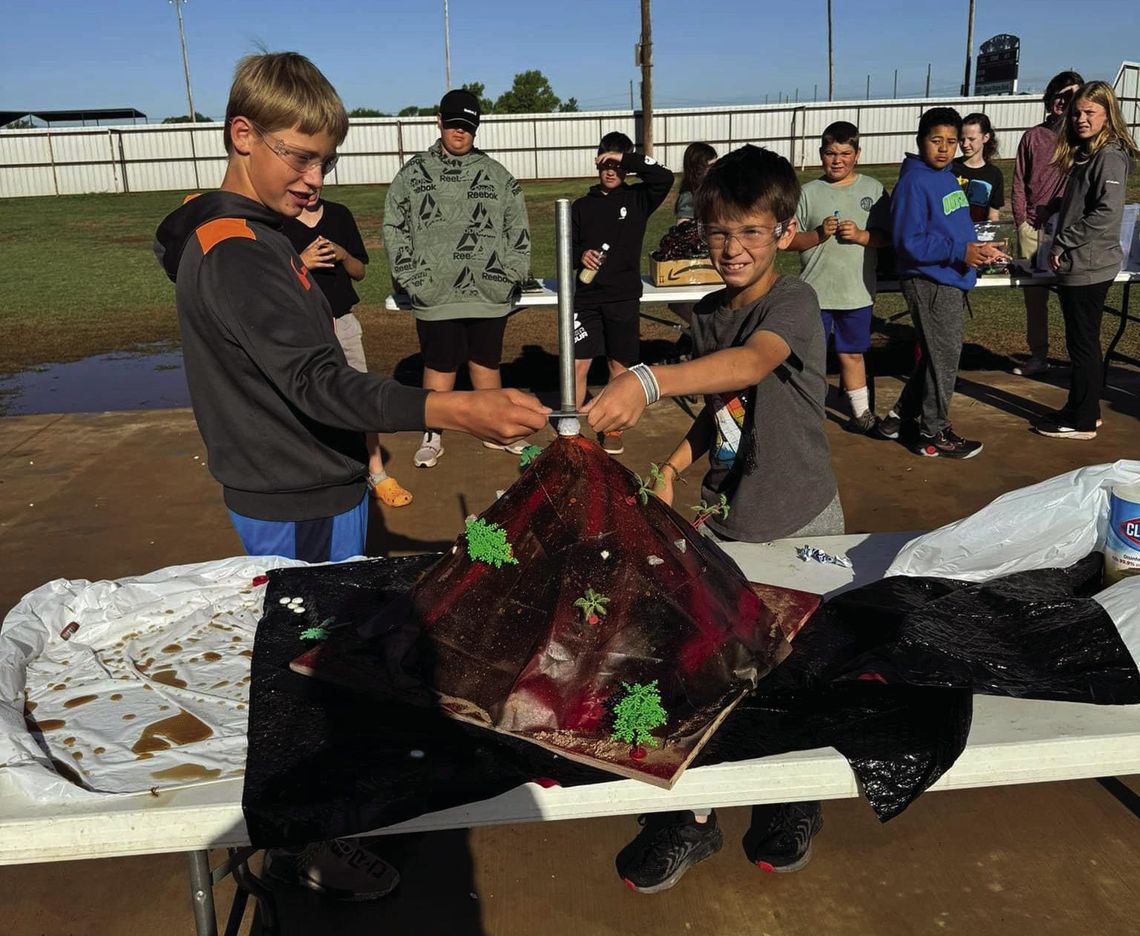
[3, 1, 1136, 121]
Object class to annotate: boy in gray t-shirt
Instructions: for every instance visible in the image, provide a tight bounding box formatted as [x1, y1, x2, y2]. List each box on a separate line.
[582, 145, 840, 892]
[791, 122, 891, 435]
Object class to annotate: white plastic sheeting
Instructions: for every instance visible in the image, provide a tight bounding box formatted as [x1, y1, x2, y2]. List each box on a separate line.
[886, 460, 1140, 670]
[0, 556, 303, 804]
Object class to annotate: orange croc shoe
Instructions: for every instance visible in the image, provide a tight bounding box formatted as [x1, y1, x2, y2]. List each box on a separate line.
[371, 475, 413, 508]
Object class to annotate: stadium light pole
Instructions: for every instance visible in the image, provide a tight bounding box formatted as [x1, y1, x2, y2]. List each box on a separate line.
[962, 0, 976, 95]
[169, 0, 197, 123]
[443, 0, 452, 91]
[827, 0, 834, 101]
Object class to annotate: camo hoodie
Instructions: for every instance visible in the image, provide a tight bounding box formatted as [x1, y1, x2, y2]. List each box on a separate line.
[384, 141, 530, 321]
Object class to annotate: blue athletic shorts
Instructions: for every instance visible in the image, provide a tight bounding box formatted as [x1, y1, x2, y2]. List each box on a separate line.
[820, 306, 873, 353]
[228, 495, 368, 563]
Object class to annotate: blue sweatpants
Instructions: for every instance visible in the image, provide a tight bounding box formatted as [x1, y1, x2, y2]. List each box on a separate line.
[228, 495, 368, 563]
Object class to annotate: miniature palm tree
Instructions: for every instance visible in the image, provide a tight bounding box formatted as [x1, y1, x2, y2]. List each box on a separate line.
[518, 444, 544, 468]
[465, 517, 519, 567]
[691, 494, 730, 529]
[611, 680, 668, 758]
[633, 463, 666, 505]
[573, 587, 610, 625]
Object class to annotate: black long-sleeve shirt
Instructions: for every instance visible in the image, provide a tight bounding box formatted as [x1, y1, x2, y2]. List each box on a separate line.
[571, 152, 674, 305]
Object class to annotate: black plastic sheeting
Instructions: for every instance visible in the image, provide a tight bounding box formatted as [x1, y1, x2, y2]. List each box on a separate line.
[242, 552, 1140, 847]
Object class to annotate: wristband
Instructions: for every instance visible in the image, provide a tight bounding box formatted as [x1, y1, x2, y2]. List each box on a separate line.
[628, 363, 660, 406]
[662, 461, 686, 483]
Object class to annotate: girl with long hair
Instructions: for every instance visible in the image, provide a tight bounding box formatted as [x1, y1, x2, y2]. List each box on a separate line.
[1035, 81, 1139, 440]
[954, 113, 1003, 222]
[675, 141, 717, 222]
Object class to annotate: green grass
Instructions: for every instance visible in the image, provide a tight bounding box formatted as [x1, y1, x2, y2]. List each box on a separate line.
[1, 161, 1138, 374]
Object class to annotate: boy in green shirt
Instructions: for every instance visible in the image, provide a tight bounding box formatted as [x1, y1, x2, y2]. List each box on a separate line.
[790, 122, 891, 433]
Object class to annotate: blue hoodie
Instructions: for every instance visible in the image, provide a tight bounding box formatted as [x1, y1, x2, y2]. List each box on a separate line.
[891, 153, 977, 290]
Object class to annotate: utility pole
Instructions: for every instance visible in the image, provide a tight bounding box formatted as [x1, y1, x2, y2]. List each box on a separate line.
[926, 63, 932, 97]
[794, 87, 799, 103]
[639, 0, 653, 155]
[443, 0, 452, 90]
[813, 83, 818, 102]
[866, 74, 871, 100]
[170, 0, 196, 123]
[893, 69, 898, 98]
[827, 0, 834, 101]
[629, 80, 634, 110]
[962, 0, 975, 95]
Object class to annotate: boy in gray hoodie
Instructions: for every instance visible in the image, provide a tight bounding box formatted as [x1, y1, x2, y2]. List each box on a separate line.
[385, 89, 532, 468]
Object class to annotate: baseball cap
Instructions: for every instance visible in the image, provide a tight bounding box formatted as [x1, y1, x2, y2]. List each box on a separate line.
[439, 89, 481, 131]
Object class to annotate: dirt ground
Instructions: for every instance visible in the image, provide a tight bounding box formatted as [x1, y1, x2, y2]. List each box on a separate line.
[1, 353, 1138, 934]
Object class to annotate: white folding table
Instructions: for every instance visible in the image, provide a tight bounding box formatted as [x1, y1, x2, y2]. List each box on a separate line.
[2, 532, 1138, 936]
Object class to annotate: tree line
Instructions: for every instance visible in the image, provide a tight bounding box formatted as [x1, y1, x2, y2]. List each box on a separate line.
[352, 71, 578, 118]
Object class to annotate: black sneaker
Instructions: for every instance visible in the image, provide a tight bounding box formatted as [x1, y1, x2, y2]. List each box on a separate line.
[846, 410, 879, 435]
[910, 427, 983, 459]
[872, 413, 901, 440]
[742, 801, 823, 873]
[616, 810, 724, 893]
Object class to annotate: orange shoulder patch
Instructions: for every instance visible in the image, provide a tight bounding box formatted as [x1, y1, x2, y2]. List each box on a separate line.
[196, 217, 256, 256]
[182, 192, 202, 204]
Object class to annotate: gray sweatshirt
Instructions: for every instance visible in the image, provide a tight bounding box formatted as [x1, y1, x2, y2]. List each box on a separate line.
[1051, 140, 1132, 286]
[384, 141, 530, 321]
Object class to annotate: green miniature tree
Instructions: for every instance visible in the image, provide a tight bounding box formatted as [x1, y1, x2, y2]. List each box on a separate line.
[573, 587, 610, 625]
[611, 680, 668, 751]
[519, 444, 544, 468]
[633, 463, 665, 505]
[299, 617, 342, 642]
[691, 494, 731, 529]
[465, 517, 519, 567]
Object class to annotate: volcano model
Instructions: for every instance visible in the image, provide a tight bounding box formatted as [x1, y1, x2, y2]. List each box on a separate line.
[292, 435, 819, 786]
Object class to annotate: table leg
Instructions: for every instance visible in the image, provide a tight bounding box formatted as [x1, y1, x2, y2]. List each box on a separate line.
[187, 849, 218, 936]
[1103, 282, 1135, 384]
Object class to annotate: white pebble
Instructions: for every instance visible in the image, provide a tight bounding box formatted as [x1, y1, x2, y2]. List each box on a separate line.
[278, 597, 291, 605]
[647, 555, 664, 566]
[496, 490, 505, 499]
[292, 607, 305, 615]
[600, 550, 610, 560]
[674, 539, 687, 553]
[409, 749, 425, 759]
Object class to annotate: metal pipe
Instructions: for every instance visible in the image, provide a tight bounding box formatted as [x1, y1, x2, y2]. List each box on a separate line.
[554, 198, 578, 434]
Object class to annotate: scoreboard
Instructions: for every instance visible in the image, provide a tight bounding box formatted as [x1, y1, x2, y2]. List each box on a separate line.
[975, 34, 1021, 96]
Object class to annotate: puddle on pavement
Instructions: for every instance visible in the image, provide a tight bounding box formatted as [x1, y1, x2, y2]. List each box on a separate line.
[0, 345, 190, 416]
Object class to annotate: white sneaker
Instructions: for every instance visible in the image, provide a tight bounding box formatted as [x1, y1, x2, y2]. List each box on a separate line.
[413, 431, 443, 468]
[482, 439, 529, 455]
[1012, 358, 1049, 377]
[263, 839, 399, 901]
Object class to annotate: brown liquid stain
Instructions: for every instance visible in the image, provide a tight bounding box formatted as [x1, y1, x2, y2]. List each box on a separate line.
[71, 751, 83, 761]
[110, 693, 123, 701]
[150, 764, 222, 782]
[231, 636, 243, 643]
[51, 684, 67, 692]
[161, 644, 183, 654]
[122, 713, 137, 721]
[32, 719, 66, 732]
[202, 652, 222, 663]
[239, 650, 253, 658]
[94, 747, 106, 755]
[64, 737, 76, 747]
[63, 695, 99, 709]
[150, 670, 188, 689]
[210, 681, 229, 689]
[135, 658, 153, 672]
[131, 710, 214, 755]
[24, 700, 37, 714]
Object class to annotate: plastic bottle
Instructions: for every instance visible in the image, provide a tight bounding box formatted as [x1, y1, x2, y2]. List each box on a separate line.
[578, 243, 610, 284]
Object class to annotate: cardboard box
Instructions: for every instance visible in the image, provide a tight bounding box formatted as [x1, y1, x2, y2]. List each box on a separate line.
[649, 256, 723, 287]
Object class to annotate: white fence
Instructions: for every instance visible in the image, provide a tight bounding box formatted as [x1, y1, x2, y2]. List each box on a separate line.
[3, 62, 1137, 199]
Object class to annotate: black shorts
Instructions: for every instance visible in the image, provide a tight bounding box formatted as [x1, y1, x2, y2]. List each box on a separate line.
[416, 316, 508, 372]
[573, 298, 640, 364]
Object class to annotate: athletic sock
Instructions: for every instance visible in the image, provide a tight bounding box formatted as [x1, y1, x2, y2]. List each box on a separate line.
[846, 386, 870, 417]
